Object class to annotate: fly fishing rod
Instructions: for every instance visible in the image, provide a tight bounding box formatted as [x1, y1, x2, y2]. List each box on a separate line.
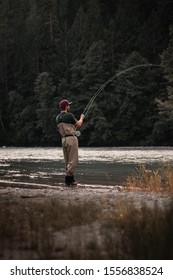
[82, 63, 162, 118]
[76, 63, 163, 137]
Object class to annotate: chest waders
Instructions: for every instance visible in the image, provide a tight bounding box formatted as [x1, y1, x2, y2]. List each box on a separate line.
[57, 123, 79, 186]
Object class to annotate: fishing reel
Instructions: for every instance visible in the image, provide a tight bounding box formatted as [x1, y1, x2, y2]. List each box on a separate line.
[76, 131, 81, 137]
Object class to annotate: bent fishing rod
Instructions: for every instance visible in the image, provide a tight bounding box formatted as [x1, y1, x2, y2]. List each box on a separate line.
[82, 63, 163, 118]
[75, 63, 163, 137]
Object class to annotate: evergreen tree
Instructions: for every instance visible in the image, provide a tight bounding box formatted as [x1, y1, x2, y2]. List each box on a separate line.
[157, 25, 173, 120]
[139, 9, 165, 63]
[154, 25, 173, 145]
[71, 40, 110, 145]
[68, 0, 103, 67]
[7, 91, 24, 145]
[110, 0, 142, 63]
[0, 0, 172, 146]
[34, 72, 57, 145]
[110, 52, 164, 145]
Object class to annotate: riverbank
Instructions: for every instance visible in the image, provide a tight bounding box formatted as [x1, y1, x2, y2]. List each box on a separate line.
[0, 179, 171, 208]
[0, 181, 172, 260]
[1, 147, 173, 259]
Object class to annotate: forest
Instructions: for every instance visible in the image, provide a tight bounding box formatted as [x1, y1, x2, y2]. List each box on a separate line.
[0, 0, 173, 147]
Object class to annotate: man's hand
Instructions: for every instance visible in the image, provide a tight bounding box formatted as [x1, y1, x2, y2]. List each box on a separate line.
[76, 114, 85, 127]
[80, 114, 85, 120]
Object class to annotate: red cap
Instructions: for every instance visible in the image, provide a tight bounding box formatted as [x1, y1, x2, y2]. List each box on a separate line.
[59, 99, 72, 109]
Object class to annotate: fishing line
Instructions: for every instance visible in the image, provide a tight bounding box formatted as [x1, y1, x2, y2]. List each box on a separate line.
[82, 63, 162, 118]
[76, 63, 163, 137]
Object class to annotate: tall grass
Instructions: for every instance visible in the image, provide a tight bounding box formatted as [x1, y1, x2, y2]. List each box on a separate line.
[123, 165, 173, 193]
[1, 197, 173, 259]
[102, 200, 173, 259]
[0, 200, 100, 259]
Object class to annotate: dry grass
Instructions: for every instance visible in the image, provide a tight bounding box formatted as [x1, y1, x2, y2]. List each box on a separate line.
[101, 200, 173, 259]
[123, 165, 173, 193]
[0, 196, 173, 260]
[0, 200, 100, 259]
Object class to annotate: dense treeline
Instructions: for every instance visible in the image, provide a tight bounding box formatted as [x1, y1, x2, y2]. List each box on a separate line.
[0, 0, 173, 147]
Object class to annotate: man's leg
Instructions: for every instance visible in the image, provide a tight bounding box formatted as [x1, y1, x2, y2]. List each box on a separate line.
[62, 137, 78, 186]
[66, 137, 78, 175]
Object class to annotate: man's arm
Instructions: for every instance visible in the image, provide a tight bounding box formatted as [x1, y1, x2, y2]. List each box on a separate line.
[75, 114, 85, 127]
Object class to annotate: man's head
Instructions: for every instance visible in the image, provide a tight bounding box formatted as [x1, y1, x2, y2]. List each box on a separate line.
[59, 99, 72, 111]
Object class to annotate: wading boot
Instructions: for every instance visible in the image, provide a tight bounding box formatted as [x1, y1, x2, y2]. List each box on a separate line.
[65, 176, 72, 187]
[71, 175, 78, 186]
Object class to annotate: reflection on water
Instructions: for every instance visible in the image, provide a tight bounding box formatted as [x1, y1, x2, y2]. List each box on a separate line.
[0, 147, 173, 187]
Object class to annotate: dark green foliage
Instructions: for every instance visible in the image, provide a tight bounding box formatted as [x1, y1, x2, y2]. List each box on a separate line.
[0, 0, 173, 146]
[34, 72, 57, 145]
[108, 52, 165, 146]
[154, 25, 173, 144]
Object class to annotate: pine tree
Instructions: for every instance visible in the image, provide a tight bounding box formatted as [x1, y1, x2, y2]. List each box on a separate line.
[139, 9, 166, 63]
[151, 25, 173, 145]
[110, 51, 164, 145]
[157, 25, 173, 120]
[34, 72, 56, 145]
[111, 0, 142, 60]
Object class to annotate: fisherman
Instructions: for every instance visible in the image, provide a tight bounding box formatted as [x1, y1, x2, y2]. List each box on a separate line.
[56, 99, 85, 187]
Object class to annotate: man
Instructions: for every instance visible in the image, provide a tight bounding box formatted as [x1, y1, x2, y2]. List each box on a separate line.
[56, 99, 85, 187]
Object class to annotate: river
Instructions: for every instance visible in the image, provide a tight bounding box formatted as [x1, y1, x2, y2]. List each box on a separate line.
[0, 147, 173, 187]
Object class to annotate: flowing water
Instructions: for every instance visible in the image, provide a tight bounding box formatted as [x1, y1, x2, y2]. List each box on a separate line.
[0, 146, 173, 188]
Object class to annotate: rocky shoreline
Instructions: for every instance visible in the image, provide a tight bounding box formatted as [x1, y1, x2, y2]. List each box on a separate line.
[0, 179, 172, 207]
